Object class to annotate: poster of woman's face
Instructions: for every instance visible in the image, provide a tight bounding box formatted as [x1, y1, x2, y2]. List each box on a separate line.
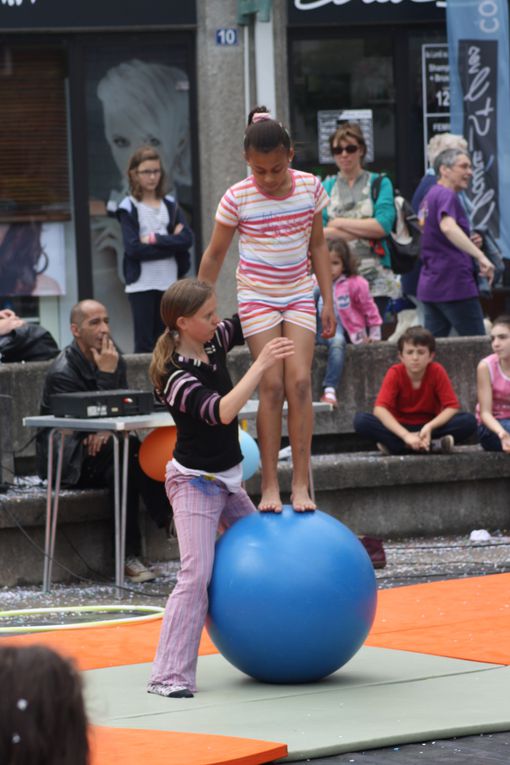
[85, 42, 193, 352]
[0, 222, 66, 297]
[86, 46, 192, 210]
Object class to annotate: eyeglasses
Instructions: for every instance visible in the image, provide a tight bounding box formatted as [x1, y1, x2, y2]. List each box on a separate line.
[331, 144, 359, 156]
[137, 169, 161, 176]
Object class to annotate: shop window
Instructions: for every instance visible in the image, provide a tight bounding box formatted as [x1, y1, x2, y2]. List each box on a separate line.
[0, 46, 70, 222]
[0, 45, 70, 313]
[290, 37, 395, 177]
[85, 37, 193, 352]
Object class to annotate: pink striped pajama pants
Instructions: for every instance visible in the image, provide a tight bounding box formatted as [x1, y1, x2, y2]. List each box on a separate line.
[149, 464, 256, 692]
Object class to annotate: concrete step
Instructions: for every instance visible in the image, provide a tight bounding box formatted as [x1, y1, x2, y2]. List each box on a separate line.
[0, 481, 177, 587]
[1, 445, 508, 587]
[245, 446, 510, 537]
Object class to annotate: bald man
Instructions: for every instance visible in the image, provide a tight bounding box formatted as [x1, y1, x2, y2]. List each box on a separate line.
[36, 300, 171, 583]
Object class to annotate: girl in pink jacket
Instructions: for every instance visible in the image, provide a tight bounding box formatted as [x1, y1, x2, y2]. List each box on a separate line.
[316, 240, 382, 406]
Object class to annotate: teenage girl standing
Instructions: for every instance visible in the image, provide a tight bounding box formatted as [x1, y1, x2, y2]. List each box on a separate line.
[477, 314, 510, 452]
[198, 106, 335, 512]
[117, 145, 193, 353]
[147, 278, 294, 698]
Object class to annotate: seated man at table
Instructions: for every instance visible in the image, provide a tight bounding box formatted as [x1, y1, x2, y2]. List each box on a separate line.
[36, 299, 171, 583]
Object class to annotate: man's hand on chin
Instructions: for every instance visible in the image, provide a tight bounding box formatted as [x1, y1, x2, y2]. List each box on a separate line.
[91, 334, 119, 373]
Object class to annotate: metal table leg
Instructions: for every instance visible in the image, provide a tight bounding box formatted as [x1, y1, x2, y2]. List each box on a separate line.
[118, 431, 130, 591]
[112, 434, 121, 594]
[43, 428, 66, 593]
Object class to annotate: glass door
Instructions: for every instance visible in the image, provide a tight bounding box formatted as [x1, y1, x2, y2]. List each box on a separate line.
[84, 34, 194, 352]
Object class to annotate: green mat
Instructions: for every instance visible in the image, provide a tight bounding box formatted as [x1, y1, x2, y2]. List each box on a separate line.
[84, 647, 510, 761]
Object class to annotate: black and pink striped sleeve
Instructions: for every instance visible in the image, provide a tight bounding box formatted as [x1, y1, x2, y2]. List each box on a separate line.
[163, 369, 222, 425]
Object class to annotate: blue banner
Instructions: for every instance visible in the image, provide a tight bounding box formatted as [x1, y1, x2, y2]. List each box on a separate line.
[447, 0, 510, 258]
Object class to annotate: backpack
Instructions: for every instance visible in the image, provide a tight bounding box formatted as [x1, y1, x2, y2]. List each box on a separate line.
[371, 175, 421, 275]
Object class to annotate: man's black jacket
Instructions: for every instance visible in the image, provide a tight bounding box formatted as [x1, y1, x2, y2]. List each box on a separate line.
[36, 341, 128, 484]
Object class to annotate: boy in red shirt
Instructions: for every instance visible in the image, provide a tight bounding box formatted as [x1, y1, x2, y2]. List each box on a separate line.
[354, 326, 476, 454]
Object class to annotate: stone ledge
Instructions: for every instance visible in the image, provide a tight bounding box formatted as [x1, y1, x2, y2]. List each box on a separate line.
[245, 446, 510, 493]
[0, 484, 109, 529]
[2, 335, 492, 464]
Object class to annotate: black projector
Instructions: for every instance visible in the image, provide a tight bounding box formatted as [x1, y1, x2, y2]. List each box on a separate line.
[50, 389, 155, 418]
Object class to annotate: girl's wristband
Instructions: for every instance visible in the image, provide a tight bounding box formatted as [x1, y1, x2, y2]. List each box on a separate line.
[148, 232, 157, 245]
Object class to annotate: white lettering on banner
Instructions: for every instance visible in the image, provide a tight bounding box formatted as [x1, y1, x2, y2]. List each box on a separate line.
[463, 43, 497, 230]
[1, 0, 37, 5]
[294, 0, 445, 10]
[471, 151, 496, 228]
[476, 0, 500, 33]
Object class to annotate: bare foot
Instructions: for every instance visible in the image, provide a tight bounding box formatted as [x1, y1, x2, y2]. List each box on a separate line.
[291, 488, 316, 512]
[258, 488, 282, 513]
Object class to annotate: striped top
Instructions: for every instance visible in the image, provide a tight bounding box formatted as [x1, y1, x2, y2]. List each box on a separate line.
[216, 169, 328, 297]
[159, 316, 244, 472]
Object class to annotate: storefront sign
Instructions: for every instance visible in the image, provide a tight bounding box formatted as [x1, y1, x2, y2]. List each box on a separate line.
[317, 109, 373, 164]
[0, 0, 195, 29]
[288, 0, 445, 25]
[448, 0, 510, 253]
[422, 44, 452, 171]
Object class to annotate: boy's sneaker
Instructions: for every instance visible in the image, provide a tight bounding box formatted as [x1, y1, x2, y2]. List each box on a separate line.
[440, 435, 455, 454]
[376, 442, 390, 456]
[320, 388, 338, 407]
[125, 556, 156, 583]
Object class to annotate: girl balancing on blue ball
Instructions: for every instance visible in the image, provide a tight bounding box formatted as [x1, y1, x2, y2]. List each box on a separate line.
[147, 278, 294, 699]
[199, 106, 335, 512]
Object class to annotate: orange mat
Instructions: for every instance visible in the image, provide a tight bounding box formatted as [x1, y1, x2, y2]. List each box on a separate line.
[4, 619, 218, 671]
[89, 726, 287, 765]
[5, 573, 510, 669]
[366, 573, 510, 664]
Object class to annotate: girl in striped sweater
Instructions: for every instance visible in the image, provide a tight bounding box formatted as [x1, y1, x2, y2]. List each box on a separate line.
[199, 106, 335, 512]
[147, 278, 293, 697]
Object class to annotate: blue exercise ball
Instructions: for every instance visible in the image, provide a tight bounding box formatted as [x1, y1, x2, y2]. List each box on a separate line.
[238, 429, 260, 481]
[207, 506, 377, 684]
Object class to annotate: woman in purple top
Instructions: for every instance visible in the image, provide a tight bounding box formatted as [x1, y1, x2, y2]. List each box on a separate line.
[417, 148, 494, 337]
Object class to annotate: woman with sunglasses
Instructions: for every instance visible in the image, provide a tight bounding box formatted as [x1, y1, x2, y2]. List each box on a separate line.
[321, 122, 399, 321]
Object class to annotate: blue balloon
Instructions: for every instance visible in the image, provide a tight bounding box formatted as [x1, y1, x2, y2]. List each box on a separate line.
[207, 506, 377, 684]
[238, 428, 260, 481]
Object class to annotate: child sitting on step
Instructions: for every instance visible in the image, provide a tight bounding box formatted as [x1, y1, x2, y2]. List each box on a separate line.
[353, 326, 476, 454]
[476, 314, 510, 452]
[316, 239, 382, 407]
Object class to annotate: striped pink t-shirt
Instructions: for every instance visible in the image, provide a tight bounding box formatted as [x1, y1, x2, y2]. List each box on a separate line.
[216, 169, 328, 299]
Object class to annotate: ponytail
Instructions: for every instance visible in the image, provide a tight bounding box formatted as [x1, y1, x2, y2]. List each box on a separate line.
[150, 278, 215, 394]
[149, 330, 177, 393]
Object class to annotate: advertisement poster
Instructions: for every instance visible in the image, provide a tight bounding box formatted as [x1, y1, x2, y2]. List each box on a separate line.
[317, 109, 374, 164]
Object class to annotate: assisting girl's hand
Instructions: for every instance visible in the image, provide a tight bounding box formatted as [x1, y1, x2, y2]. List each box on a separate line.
[255, 337, 295, 371]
